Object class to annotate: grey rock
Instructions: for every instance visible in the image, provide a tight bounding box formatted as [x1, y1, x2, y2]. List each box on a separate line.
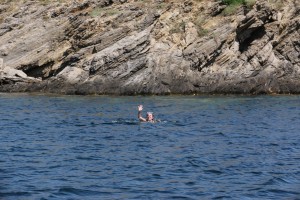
[0, 60, 40, 86]
[0, 0, 299, 94]
[57, 66, 89, 84]
[0, 58, 3, 70]
[205, 1, 226, 16]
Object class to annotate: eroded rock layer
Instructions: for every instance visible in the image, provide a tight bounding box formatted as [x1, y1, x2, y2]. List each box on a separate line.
[0, 0, 299, 94]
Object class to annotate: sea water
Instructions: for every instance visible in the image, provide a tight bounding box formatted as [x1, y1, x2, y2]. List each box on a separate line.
[0, 93, 299, 200]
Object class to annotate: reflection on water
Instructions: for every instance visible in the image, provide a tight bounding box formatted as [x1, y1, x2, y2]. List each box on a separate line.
[0, 94, 300, 199]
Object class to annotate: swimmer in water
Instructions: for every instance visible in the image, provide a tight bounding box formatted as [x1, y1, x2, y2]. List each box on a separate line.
[138, 105, 155, 122]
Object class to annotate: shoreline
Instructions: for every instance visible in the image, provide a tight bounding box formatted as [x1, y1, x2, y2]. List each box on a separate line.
[1, 91, 299, 97]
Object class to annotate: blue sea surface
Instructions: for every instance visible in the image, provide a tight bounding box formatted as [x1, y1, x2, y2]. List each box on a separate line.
[0, 93, 300, 200]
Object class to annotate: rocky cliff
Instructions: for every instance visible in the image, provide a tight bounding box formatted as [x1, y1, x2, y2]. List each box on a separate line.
[0, 0, 299, 94]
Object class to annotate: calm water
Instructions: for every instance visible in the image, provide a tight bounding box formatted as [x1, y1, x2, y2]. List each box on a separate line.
[0, 94, 299, 200]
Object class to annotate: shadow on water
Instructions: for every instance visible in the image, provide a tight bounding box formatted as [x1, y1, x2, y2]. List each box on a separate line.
[101, 118, 141, 125]
[100, 118, 180, 126]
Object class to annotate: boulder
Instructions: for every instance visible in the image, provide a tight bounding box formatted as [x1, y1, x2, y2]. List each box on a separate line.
[57, 66, 89, 84]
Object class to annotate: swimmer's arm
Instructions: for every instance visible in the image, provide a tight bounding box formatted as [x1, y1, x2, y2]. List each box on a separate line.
[138, 105, 147, 122]
[138, 112, 147, 122]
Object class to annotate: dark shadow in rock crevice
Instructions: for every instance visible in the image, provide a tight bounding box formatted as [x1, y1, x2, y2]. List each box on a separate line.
[238, 26, 266, 53]
[22, 61, 54, 80]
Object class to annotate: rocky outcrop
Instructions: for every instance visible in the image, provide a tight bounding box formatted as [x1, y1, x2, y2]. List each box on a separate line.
[0, 0, 299, 94]
[0, 58, 40, 86]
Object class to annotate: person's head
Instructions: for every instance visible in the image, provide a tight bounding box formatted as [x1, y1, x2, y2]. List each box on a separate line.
[146, 112, 154, 121]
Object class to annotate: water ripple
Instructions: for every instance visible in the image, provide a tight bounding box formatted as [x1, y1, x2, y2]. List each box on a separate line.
[0, 94, 300, 199]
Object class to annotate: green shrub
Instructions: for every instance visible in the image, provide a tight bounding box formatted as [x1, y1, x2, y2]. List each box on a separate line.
[222, 0, 256, 7]
[197, 27, 209, 37]
[245, 0, 256, 7]
[192, 16, 209, 37]
[106, 9, 119, 16]
[222, 4, 240, 15]
[222, 0, 257, 15]
[90, 7, 103, 17]
[170, 21, 186, 34]
[37, 0, 66, 5]
[222, 0, 245, 5]
[269, 0, 284, 9]
[90, 7, 119, 17]
[157, 3, 167, 9]
[38, 0, 51, 5]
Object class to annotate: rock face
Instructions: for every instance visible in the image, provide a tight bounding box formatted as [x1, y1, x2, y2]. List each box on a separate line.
[0, 58, 41, 86]
[0, 0, 299, 94]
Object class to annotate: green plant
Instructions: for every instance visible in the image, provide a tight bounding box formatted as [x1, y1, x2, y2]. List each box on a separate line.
[42, 14, 49, 21]
[222, 4, 240, 15]
[222, 0, 245, 5]
[157, 3, 167, 9]
[222, 0, 256, 15]
[245, 0, 256, 8]
[269, 0, 284, 9]
[90, 7, 119, 17]
[194, 16, 205, 27]
[0, 0, 11, 3]
[38, 0, 51, 5]
[221, 0, 251, 15]
[197, 27, 209, 37]
[106, 9, 119, 16]
[192, 16, 209, 37]
[90, 7, 103, 17]
[170, 21, 186, 34]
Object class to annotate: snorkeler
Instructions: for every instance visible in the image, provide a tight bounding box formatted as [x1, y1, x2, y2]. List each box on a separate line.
[138, 105, 155, 122]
